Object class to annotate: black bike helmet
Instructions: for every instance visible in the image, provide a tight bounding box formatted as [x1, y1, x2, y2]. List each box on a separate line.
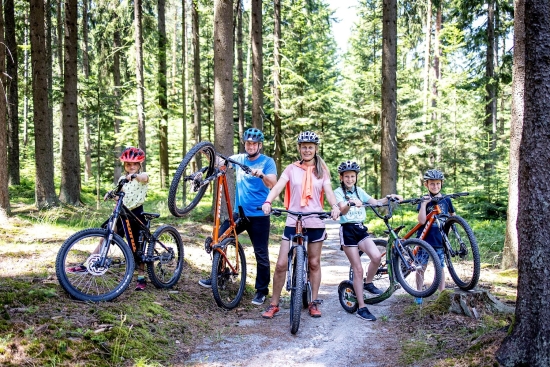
[297, 131, 320, 144]
[243, 128, 264, 142]
[423, 169, 445, 181]
[338, 161, 360, 174]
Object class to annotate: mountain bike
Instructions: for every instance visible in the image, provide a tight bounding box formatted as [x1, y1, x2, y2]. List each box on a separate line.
[56, 179, 184, 302]
[264, 208, 331, 335]
[338, 198, 443, 313]
[168, 141, 261, 310]
[399, 192, 480, 290]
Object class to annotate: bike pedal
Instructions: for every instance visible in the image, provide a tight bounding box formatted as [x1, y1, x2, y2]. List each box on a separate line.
[204, 236, 213, 254]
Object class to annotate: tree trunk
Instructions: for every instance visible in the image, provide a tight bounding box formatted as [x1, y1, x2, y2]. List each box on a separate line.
[273, 0, 282, 174]
[192, 0, 201, 144]
[432, 3, 442, 163]
[422, 0, 432, 121]
[496, 1, 550, 365]
[158, 0, 169, 188]
[59, 0, 81, 205]
[113, 28, 123, 183]
[501, 0, 524, 270]
[484, 0, 497, 181]
[46, 0, 53, 156]
[82, 0, 92, 182]
[251, 0, 263, 130]
[23, 10, 29, 146]
[135, 0, 147, 171]
[236, 0, 245, 153]
[213, 0, 235, 214]
[56, 0, 63, 76]
[380, 0, 398, 196]
[0, 0, 10, 218]
[182, 0, 188, 154]
[5, 0, 19, 186]
[30, 0, 58, 208]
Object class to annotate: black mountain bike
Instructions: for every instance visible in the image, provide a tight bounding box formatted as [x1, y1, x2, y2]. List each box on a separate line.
[265, 208, 331, 335]
[56, 179, 184, 302]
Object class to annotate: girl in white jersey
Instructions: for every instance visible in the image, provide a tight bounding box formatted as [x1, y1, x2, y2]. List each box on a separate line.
[334, 161, 402, 321]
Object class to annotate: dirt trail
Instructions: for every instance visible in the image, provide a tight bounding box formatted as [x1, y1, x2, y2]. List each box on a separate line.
[182, 221, 404, 366]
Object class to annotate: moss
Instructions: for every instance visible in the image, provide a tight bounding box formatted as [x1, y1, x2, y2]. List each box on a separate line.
[423, 290, 453, 315]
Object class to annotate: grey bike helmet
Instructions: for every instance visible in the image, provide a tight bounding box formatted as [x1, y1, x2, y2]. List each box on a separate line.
[338, 161, 360, 173]
[423, 169, 445, 181]
[297, 131, 320, 144]
[243, 128, 264, 142]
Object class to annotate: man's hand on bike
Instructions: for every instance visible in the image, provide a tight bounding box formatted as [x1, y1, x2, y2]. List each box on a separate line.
[250, 168, 264, 178]
[261, 202, 272, 215]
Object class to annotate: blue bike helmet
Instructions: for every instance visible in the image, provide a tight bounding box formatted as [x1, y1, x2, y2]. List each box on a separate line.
[338, 161, 360, 174]
[243, 128, 264, 142]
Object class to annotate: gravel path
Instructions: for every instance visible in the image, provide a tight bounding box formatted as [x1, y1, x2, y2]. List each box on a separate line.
[182, 221, 405, 366]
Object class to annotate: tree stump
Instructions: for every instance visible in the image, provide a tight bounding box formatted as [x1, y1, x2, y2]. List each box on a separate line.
[446, 288, 515, 318]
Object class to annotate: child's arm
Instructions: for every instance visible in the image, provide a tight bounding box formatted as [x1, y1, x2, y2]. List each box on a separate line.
[417, 196, 430, 224]
[128, 172, 149, 183]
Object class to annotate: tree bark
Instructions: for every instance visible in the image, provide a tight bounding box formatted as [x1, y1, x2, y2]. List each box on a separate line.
[251, 0, 263, 130]
[192, 0, 201, 144]
[236, 0, 245, 153]
[0, 0, 10, 218]
[484, 0, 497, 183]
[273, 0, 282, 174]
[422, 0, 432, 121]
[213, 0, 235, 213]
[82, 0, 92, 182]
[501, 0, 524, 270]
[380, 0, 398, 196]
[135, 0, 147, 171]
[113, 28, 123, 183]
[5, 0, 20, 186]
[30, 0, 58, 208]
[158, 0, 169, 188]
[59, 0, 81, 205]
[496, 0, 550, 365]
[182, 0, 188, 155]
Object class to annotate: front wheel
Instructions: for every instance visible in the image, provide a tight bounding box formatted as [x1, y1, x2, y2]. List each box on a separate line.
[290, 246, 305, 335]
[55, 228, 135, 302]
[443, 216, 480, 290]
[211, 238, 247, 310]
[146, 225, 184, 288]
[338, 280, 359, 313]
[349, 239, 389, 302]
[168, 141, 216, 217]
[393, 238, 442, 298]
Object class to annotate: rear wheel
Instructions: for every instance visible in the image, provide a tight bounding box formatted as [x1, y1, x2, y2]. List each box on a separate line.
[211, 238, 246, 310]
[56, 228, 135, 302]
[338, 280, 358, 313]
[393, 238, 442, 298]
[290, 246, 305, 335]
[146, 225, 184, 288]
[443, 216, 480, 290]
[168, 141, 216, 217]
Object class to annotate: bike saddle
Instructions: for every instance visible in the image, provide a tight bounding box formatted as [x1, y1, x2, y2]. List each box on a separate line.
[143, 212, 160, 221]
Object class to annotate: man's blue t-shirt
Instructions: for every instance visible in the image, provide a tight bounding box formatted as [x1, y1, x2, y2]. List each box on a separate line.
[231, 154, 277, 217]
[416, 196, 455, 248]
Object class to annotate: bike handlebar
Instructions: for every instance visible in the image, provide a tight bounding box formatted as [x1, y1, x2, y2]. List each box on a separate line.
[400, 192, 469, 206]
[349, 196, 402, 221]
[256, 207, 331, 220]
[217, 153, 264, 179]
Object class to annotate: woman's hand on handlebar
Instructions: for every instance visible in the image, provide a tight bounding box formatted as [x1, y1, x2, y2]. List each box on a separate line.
[330, 205, 340, 220]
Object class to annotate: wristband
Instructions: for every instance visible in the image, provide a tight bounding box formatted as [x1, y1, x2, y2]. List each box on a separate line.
[347, 201, 350, 207]
[264, 201, 271, 205]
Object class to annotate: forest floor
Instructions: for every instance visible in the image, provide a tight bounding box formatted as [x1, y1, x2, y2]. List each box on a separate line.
[0, 209, 516, 367]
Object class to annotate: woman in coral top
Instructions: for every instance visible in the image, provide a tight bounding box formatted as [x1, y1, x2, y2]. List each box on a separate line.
[261, 131, 340, 319]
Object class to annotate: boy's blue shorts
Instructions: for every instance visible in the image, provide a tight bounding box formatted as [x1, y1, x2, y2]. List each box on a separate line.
[417, 247, 445, 268]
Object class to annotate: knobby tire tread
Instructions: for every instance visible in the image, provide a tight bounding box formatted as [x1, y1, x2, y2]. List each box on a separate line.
[146, 225, 185, 288]
[290, 246, 305, 335]
[211, 238, 247, 310]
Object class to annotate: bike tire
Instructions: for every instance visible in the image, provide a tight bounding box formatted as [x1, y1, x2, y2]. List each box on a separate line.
[146, 225, 184, 288]
[443, 215, 481, 290]
[348, 239, 390, 302]
[290, 246, 305, 335]
[302, 281, 312, 309]
[211, 237, 247, 310]
[168, 141, 216, 217]
[338, 280, 359, 313]
[393, 238, 442, 298]
[55, 228, 135, 302]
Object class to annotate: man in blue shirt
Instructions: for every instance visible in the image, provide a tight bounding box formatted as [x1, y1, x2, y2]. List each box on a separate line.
[199, 128, 277, 305]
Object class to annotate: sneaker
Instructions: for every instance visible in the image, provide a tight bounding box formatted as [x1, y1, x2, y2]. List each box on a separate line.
[198, 278, 212, 288]
[363, 282, 383, 295]
[356, 306, 377, 321]
[415, 297, 423, 305]
[135, 277, 146, 291]
[66, 265, 87, 273]
[308, 300, 322, 318]
[262, 304, 280, 319]
[251, 292, 266, 305]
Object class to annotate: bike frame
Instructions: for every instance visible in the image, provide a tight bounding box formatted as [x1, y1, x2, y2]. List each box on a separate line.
[209, 162, 241, 276]
[286, 215, 308, 292]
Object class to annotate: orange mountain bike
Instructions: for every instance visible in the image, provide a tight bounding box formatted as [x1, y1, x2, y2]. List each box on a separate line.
[168, 141, 261, 309]
[399, 192, 480, 290]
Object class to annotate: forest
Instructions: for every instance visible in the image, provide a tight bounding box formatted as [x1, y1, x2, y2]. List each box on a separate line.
[1, 0, 549, 365]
